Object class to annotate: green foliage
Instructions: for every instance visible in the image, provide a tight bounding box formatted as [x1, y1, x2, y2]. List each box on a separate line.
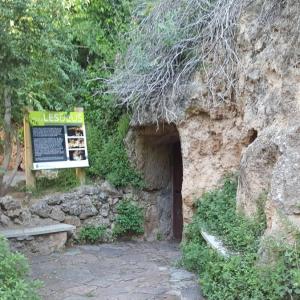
[0, 0, 84, 121]
[0, 0, 142, 190]
[193, 177, 266, 253]
[113, 199, 144, 238]
[87, 113, 144, 188]
[71, 0, 143, 188]
[30, 169, 79, 196]
[156, 232, 163, 241]
[181, 177, 300, 300]
[79, 225, 107, 244]
[0, 235, 41, 299]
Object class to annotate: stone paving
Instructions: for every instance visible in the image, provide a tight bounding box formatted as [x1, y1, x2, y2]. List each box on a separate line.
[30, 241, 203, 300]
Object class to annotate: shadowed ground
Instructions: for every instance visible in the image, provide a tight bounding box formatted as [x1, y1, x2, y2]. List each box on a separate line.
[30, 241, 203, 300]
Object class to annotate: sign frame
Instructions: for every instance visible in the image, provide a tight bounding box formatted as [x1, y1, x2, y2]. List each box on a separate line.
[28, 111, 89, 171]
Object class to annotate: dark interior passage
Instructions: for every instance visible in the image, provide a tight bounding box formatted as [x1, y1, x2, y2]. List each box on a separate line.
[134, 125, 183, 241]
[172, 142, 183, 241]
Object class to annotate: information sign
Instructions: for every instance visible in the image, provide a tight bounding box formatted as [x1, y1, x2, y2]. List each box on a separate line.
[28, 111, 89, 170]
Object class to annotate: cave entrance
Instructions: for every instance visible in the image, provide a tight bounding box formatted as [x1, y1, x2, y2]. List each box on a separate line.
[136, 124, 183, 241]
[172, 141, 183, 240]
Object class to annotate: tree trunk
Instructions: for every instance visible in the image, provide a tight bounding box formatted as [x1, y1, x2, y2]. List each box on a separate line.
[0, 88, 13, 196]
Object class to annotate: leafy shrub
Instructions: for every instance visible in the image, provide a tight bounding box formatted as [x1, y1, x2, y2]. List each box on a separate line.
[0, 236, 41, 299]
[87, 114, 144, 188]
[181, 177, 300, 300]
[78, 225, 107, 244]
[113, 199, 144, 238]
[193, 176, 266, 253]
[32, 169, 79, 195]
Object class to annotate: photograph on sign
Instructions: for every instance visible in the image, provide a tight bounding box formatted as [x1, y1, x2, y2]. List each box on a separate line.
[29, 111, 89, 170]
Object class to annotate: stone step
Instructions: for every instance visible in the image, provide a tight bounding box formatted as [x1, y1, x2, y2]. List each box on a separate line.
[0, 224, 76, 239]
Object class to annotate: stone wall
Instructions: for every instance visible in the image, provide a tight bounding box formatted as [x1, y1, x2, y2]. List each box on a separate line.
[177, 107, 252, 223]
[0, 182, 126, 236]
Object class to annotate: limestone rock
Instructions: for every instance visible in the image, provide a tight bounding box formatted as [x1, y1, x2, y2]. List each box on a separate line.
[18, 209, 32, 225]
[31, 201, 52, 218]
[79, 206, 98, 220]
[47, 195, 63, 206]
[100, 181, 121, 197]
[0, 213, 12, 227]
[100, 203, 109, 217]
[61, 200, 81, 216]
[108, 198, 119, 206]
[83, 216, 110, 227]
[50, 207, 65, 222]
[78, 197, 98, 219]
[76, 185, 99, 195]
[0, 196, 21, 211]
[6, 208, 22, 218]
[64, 216, 81, 227]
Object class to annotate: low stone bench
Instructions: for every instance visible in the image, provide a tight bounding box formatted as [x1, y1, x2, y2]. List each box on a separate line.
[0, 224, 76, 255]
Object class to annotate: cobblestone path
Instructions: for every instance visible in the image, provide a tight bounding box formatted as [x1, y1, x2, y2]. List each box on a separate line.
[30, 241, 203, 300]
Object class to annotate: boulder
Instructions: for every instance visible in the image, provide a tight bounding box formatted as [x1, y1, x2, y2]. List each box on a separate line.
[50, 207, 65, 222]
[0, 213, 12, 227]
[0, 196, 21, 211]
[100, 181, 122, 197]
[31, 201, 52, 218]
[79, 205, 98, 220]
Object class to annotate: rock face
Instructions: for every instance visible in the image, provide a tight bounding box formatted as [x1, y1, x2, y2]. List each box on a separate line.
[178, 110, 250, 223]
[126, 0, 300, 241]
[236, 0, 300, 237]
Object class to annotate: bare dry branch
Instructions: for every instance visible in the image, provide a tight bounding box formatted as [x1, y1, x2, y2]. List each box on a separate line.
[106, 0, 300, 124]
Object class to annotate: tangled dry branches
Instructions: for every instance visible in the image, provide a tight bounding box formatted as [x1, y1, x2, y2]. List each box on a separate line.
[107, 0, 300, 123]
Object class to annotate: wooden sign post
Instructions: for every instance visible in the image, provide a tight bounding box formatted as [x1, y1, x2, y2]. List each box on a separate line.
[23, 108, 36, 189]
[74, 107, 86, 185]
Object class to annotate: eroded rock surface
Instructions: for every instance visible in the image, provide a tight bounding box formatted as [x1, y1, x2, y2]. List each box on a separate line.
[126, 0, 300, 240]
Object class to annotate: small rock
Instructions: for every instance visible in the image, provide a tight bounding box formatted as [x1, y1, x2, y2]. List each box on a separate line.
[99, 192, 108, 201]
[0, 213, 11, 226]
[31, 201, 52, 218]
[247, 68, 260, 82]
[83, 216, 110, 227]
[19, 209, 32, 225]
[293, 207, 300, 215]
[77, 185, 98, 195]
[100, 181, 121, 197]
[13, 217, 23, 225]
[65, 216, 81, 227]
[100, 203, 109, 217]
[50, 207, 65, 222]
[47, 195, 63, 206]
[79, 206, 98, 220]
[0, 196, 21, 211]
[108, 197, 119, 206]
[7, 209, 22, 218]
